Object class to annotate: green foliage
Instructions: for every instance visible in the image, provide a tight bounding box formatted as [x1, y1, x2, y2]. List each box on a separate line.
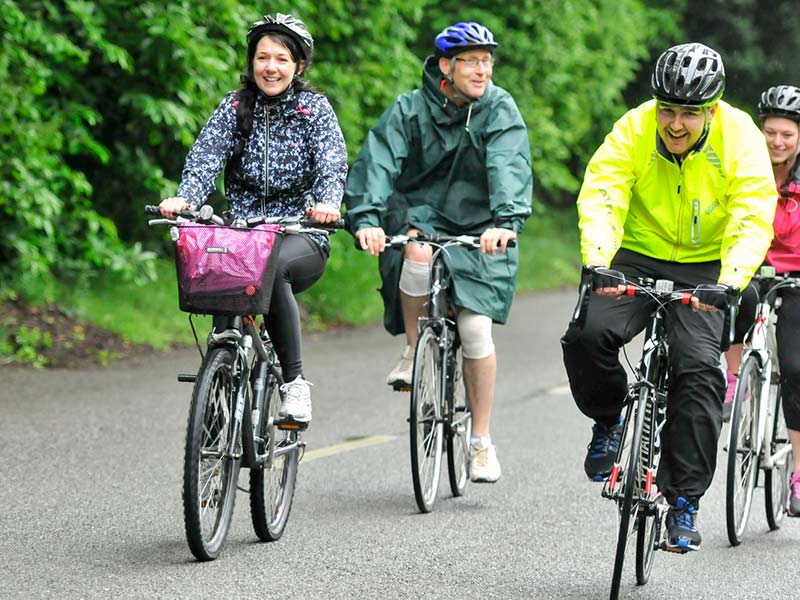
[0, 1, 155, 299]
[2, 325, 53, 369]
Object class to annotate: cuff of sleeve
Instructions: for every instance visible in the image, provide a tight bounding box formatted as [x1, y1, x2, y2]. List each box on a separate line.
[495, 220, 521, 233]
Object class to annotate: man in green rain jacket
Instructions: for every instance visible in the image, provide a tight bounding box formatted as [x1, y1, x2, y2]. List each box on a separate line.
[345, 21, 533, 483]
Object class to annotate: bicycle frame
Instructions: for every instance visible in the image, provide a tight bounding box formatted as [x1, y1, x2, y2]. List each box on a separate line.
[738, 269, 797, 471]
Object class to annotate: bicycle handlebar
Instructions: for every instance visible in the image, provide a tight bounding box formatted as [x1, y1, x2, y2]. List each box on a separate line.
[385, 233, 517, 250]
[144, 204, 344, 232]
[571, 265, 739, 351]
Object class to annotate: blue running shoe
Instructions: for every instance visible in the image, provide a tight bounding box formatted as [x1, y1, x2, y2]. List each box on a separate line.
[583, 417, 623, 481]
[665, 496, 701, 552]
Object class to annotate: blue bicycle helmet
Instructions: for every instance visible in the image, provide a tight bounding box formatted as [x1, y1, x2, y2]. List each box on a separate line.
[434, 22, 498, 58]
[651, 43, 725, 106]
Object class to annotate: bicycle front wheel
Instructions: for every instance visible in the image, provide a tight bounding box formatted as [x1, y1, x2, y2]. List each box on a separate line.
[765, 373, 791, 529]
[410, 326, 444, 513]
[446, 345, 471, 497]
[250, 366, 299, 541]
[725, 354, 762, 546]
[183, 347, 241, 561]
[610, 392, 646, 600]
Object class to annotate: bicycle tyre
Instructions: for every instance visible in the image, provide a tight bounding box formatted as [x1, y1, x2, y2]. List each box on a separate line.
[610, 391, 646, 600]
[764, 373, 791, 530]
[250, 365, 299, 541]
[725, 354, 762, 546]
[635, 508, 658, 585]
[446, 345, 471, 497]
[183, 347, 240, 561]
[410, 326, 444, 513]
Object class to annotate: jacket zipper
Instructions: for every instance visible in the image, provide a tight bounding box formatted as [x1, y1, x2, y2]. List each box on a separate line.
[671, 164, 686, 261]
[262, 105, 270, 215]
[691, 198, 701, 244]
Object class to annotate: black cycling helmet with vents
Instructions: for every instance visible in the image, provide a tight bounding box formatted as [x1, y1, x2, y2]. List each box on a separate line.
[247, 13, 314, 64]
[758, 85, 800, 122]
[651, 43, 725, 106]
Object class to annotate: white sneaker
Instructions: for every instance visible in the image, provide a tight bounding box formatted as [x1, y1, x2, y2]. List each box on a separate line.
[279, 376, 313, 422]
[470, 440, 501, 483]
[386, 345, 414, 387]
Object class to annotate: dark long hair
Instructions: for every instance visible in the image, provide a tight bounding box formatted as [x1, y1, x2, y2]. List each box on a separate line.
[230, 31, 317, 164]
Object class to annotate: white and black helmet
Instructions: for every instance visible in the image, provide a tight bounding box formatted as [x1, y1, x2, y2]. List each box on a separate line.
[758, 85, 800, 122]
[651, 43, 725, 106]
[247, 13, 314, 63]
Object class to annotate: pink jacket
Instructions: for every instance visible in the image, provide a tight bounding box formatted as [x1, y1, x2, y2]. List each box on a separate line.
[766, 169, 800, 272]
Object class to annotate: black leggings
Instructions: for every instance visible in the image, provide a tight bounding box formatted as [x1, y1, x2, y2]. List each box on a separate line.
[561, 249, 725, 505]
[734, 284, 800, 431]
[214, 234, 328, 381]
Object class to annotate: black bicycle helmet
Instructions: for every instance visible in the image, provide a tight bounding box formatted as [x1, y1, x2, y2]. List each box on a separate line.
[651, 43, 725, 106]
[247, 13, 314, 63]
[434, 22, 498, 58]
[758, 85, 800, 121]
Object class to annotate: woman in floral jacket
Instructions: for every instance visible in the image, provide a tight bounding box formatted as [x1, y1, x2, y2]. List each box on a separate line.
[159, 13, 347, 425]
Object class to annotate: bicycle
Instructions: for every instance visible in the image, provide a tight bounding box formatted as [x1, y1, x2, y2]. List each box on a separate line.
[146, 204, 341, 560]
[570, 265, 737, 600]
[725, 266, 799, 545]
[385, 233, 504, 513]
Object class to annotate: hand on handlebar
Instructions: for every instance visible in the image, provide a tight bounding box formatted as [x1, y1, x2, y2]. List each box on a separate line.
[305, 203, 342, 224]
[590, 266, 627, 297]
[159, 197, 194, 218]
[480, 227, 516, 256]
[690, 283, 735, 312]
[355, 226, 387, 256]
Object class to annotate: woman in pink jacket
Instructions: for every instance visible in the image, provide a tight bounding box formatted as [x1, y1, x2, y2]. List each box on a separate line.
[725, 85, 800, 516]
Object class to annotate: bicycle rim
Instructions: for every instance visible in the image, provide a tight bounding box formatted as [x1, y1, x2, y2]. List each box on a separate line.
[410, 327, 444, 513]
[765, 378, 790, 529]
[447, 345, 471, 497]
[725, 355, 761, 546]
[610, 391, 646, 600]
[183, 347, 240, 561]
[251, 368, 298, 541]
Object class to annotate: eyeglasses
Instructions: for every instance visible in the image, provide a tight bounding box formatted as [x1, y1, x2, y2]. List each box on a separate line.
[454, 57, 494, 69]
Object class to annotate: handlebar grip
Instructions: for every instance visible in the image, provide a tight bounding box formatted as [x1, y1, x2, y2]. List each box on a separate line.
[144, 205, 161, 215]
[299, 217, 345, 230]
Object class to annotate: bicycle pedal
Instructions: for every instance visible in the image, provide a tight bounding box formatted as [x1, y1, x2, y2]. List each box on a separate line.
[275, 417, 308, 431]
[392, 383, 411, 392]
[660, 542, 691, 555]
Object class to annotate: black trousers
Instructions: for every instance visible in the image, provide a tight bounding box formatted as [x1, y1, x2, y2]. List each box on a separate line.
[561, 249, 725, 505]
[214, 234, 328, 382]
[735, 283, 800, 431]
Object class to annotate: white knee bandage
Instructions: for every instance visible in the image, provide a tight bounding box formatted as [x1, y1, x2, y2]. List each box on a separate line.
[399, 259, 431, 297]
[457, 310, 494, 359]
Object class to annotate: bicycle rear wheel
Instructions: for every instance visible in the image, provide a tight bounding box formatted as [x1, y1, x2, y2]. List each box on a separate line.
[765, 373, 791, 529]
[610, 392, 646, 600]
[446, 345, 471, 497]
[410, 326, 444, 513]
[725, 354, 762, 546]
[183, 347, 240, 561]
[250, 366, 299, 541]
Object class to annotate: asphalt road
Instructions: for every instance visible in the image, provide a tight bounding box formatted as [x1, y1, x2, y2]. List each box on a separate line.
[1, 290, 796, 599]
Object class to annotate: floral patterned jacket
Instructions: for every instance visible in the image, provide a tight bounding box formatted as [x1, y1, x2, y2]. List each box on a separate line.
[177, 87, 347, 247]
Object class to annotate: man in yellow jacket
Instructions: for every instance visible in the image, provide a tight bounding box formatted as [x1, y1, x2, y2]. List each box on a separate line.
[561, 43, 777, 552]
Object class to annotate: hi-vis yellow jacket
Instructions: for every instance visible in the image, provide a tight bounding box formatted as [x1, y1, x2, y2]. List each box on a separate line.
[577, 99, 777, 288]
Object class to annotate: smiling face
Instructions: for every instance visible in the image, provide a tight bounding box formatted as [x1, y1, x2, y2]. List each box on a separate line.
[762, 116, 800, 165]
[252, 35, 303, 97]
[656, 101, 716, 157]
[439, 49, 493, 104]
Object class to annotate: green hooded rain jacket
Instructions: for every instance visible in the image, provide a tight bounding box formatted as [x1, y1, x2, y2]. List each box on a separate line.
[345, 56, 533, 334]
